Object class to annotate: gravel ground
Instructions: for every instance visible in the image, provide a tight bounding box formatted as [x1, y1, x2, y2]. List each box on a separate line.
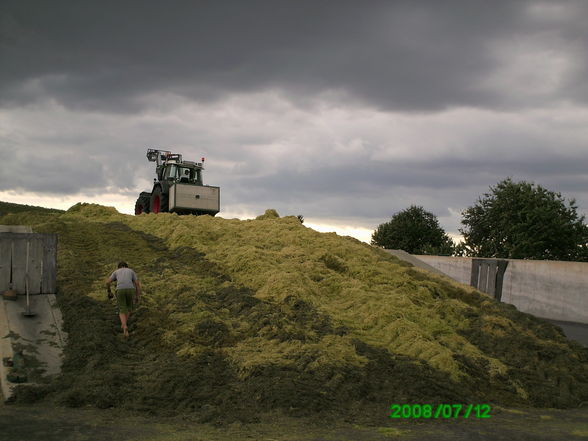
[0, 402, 587, 441]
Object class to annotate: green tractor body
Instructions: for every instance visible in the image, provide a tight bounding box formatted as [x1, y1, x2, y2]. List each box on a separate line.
[135, 149, 220, 216]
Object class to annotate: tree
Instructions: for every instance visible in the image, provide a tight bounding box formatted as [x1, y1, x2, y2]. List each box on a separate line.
[371, 205, 454, 255]
[460, 178, 588, 261]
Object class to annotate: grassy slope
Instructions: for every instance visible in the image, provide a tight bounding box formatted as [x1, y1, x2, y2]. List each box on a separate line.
[1, 202, 587, 423]
[0, 201, 64, 216]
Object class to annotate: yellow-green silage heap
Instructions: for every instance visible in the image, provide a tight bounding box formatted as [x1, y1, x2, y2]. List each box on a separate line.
[2, 202, 587, 423]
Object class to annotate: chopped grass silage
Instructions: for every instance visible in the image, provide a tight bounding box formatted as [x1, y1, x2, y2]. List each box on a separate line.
[3, 202, 588, 423]
[0, 201, 64, 216]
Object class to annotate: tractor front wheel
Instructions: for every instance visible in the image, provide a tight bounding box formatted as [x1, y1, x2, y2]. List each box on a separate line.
[135, 192, 151, 215]
[150, 186, 169, 213]
[135, 199, 145, 215]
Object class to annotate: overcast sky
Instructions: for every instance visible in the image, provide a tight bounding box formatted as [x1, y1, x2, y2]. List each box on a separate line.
[1, 0, 588, 242]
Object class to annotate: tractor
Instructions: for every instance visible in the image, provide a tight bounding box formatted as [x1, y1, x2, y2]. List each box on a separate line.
[135, 148, 220, 216]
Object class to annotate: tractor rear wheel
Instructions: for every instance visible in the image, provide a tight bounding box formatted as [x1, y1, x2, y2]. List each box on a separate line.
[150, 186, 169, 214]
[135, 199, 144, 215]
[135, 192, 151, 215]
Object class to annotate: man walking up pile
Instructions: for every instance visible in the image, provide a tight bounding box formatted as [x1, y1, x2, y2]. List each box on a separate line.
[105, 261, 141, 337]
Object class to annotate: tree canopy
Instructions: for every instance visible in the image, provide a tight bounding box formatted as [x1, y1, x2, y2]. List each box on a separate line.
[371, 205, 454, 255]
[459, 178, 588, 261]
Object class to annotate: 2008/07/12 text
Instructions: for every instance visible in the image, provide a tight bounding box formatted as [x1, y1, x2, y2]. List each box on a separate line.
[389, 404, 491, 419]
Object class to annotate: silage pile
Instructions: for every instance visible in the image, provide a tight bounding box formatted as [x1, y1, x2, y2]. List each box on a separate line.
[2, 203, 587, 422]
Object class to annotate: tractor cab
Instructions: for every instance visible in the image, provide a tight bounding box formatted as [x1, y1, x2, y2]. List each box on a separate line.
[163, 164, 203, 185]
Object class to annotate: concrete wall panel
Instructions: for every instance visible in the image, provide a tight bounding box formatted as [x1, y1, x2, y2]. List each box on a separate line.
[42, 234, 58, 294]
[0, 239, 11, 291]
[416, 255, 471, 285]
[28, 238, 44, 294]
[414, 255, 588, 324]
[11, 238, 27, 294]
[0, 232, 57, 294]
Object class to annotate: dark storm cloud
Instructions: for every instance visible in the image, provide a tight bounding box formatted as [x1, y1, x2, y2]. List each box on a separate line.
[2, 0, 587, 112]
[0, 122, 144, 195]
[2, 0, 588, 239]
[233, 154, 588, 196]
[0, 149, 105, 194]
[220, 151, 588, 221]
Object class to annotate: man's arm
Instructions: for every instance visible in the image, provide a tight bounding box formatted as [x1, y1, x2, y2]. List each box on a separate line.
[105, 277, 114, 298]
[133, 280, 142, 303]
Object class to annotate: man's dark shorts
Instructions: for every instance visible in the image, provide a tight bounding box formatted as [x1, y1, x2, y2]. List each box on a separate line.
[116, 289, 135, 314]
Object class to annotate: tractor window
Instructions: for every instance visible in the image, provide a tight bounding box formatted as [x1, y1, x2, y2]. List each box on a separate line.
[178, 167, 192, 183]
[165, 165, 179, 180]
[165, 166, 201, 183]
